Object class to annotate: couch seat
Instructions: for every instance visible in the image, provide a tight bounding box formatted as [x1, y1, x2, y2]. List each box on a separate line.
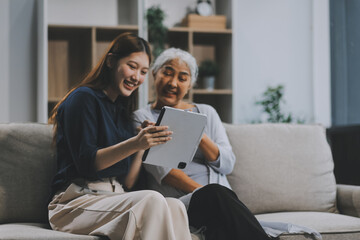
[0, 223, 201, 240]
[0, 223, 102, 240]
[256, 211, 360, 240]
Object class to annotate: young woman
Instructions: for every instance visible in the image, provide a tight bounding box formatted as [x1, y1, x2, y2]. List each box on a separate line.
[133, 48, 271, 240]
[48, 33, 192, 240]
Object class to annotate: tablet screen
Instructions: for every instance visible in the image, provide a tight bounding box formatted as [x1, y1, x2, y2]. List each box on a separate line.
[142, 106, 207, 169]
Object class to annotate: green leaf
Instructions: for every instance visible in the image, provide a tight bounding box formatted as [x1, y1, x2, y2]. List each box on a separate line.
[253, 84, 304, 124]
[146, 6, 168, 58]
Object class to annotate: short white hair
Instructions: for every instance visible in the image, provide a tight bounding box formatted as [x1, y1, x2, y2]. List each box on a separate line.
[152, 48, 198, 84]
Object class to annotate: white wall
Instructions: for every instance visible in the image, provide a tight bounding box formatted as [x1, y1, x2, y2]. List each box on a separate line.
[0, 0, 40, 123]
[233, 0, 331, 125]
[0, 1, 10, 123]
[48, 0, 215, 29]
[312, 0, 331, 127]
[10, 0, 38, 122]
[48, 0, 118, 25]
[37, 0, 48, 123]
[48, 0, 138, 25]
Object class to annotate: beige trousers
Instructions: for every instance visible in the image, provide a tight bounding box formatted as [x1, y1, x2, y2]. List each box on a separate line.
[48, 179, 192, 240]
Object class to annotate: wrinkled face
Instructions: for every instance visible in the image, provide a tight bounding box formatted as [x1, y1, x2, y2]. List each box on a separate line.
[110, 52, 149, 97]
[153, 59, 192, 108]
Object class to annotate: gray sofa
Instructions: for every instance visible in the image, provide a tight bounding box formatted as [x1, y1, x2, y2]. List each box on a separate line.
[1, 123, 360, 240]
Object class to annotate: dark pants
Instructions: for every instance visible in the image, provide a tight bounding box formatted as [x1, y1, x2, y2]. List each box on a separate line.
[187, 184, 271, 240]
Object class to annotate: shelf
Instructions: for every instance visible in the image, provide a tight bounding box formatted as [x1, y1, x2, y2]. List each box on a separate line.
[166, 15, 233, 122]
[96, 25, 138, 31]
[192, 89, 232, 95]
[48, 24, 140, 106]
[48, 26, 92, 101]
[169, 27, 232, 34]
[48, 24, 142, 118]
[95, 27, 139, 64]
[47, 0, 233, 122]
[48, 97, 62, 102]
[49, 24, 138, 30]
[96, 27, 139, 40]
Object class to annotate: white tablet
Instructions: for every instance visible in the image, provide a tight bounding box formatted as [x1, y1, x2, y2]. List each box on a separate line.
[142, 106, 207, 169]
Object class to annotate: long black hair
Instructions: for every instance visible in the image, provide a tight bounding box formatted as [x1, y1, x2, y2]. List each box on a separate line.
[49, 32, 151, 140]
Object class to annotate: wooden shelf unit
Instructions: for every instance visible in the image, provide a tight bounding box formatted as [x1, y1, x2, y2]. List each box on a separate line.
[47, 1, 233, 122]
[161, 27, 233, 122]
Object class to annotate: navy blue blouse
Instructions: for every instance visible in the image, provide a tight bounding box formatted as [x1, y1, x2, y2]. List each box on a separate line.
[51, 86, 135, 195]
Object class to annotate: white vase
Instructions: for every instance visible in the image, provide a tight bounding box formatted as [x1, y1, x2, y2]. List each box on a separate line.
[203, 76, 215, 90]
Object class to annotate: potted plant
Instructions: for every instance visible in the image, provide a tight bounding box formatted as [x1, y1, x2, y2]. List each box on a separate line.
[198, 59, 219, 90]
[255, 84, 305, 123]
[146, 6, 168, 59]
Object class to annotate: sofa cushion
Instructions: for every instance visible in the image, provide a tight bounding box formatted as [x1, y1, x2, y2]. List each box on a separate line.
[0, 123, 55, 223]
[256, 212, 360, 239]
[224, 123, 337, 214]
[0, 223, 102, 240]
[278, 234, 360, 240]
[0, 223, 201, 240]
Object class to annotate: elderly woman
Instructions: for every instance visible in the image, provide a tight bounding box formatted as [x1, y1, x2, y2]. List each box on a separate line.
[133, 48, 271, 240]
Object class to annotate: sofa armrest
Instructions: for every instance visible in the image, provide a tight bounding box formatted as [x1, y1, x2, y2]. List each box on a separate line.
[337, 184, 360, 217]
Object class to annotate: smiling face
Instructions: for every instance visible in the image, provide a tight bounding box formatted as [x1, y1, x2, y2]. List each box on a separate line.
[153, 59, 192, 109]
[106, 51, 149, 100]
